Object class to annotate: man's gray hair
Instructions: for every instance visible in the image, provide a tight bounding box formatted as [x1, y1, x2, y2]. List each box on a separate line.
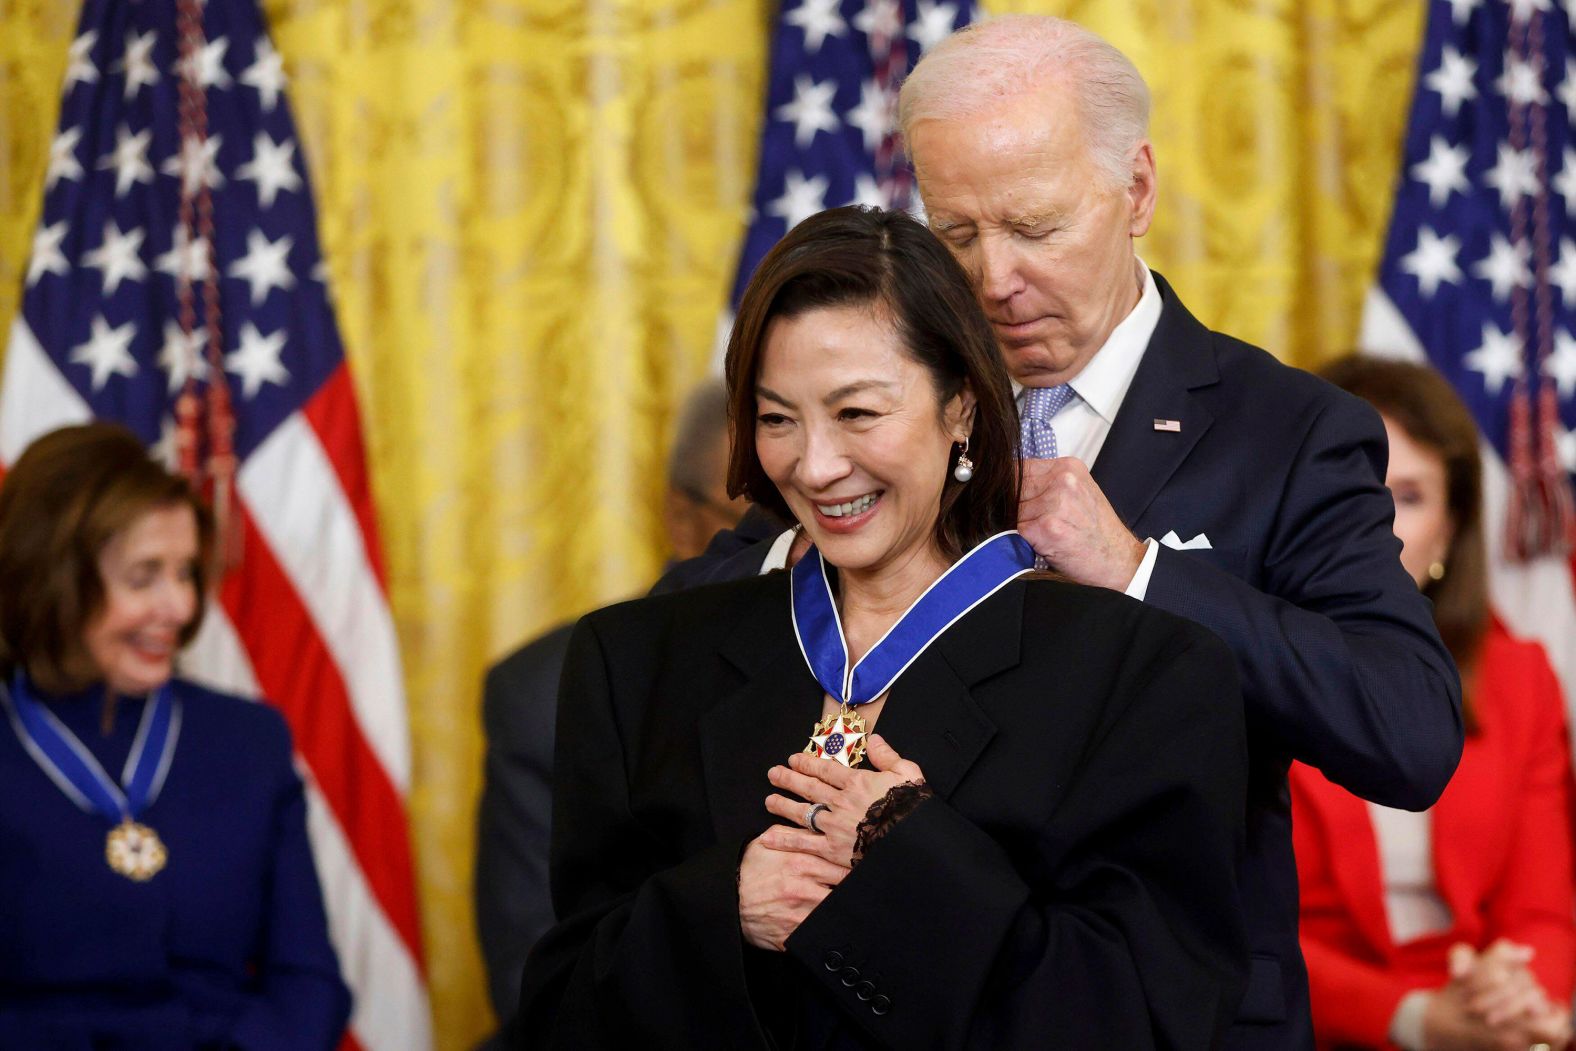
[898, 15, 1151, 191]
[666, 378, 731, 495]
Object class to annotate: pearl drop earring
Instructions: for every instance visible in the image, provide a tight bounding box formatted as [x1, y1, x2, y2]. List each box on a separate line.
[953, 438, 974, 483]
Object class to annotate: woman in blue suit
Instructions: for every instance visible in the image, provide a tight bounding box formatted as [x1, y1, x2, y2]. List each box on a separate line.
[0, 423, 349, 1050]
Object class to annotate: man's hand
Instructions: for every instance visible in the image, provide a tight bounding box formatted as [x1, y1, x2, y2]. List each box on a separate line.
[1018, 457, 1145, 590]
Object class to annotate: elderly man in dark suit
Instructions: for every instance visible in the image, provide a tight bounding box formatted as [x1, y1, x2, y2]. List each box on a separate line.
[660, 16, 1463, 1050]
[473, 380, 747, 1039]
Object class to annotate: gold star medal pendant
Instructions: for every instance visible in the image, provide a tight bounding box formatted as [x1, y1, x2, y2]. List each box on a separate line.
[806, 703, 869, 768]
[3, 674, 181, 883]
[789, 533, 1037, 770]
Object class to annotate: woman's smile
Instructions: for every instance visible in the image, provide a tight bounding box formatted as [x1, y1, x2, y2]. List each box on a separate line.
[812, 491, 883, 531]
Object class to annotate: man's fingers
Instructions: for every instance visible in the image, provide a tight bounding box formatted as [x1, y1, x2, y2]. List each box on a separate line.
[1018, 457, 1060, 491]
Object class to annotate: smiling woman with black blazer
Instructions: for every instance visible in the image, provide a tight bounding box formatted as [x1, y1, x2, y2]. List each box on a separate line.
[512, 207, 1251, 1050]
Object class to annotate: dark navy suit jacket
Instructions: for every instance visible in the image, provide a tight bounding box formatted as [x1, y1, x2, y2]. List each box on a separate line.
[0, 677, 350, 1050]
[656, 273, 1464, 1050]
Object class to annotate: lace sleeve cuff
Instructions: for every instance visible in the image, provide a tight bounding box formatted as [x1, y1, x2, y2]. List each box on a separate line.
[851, 780, 932, 868]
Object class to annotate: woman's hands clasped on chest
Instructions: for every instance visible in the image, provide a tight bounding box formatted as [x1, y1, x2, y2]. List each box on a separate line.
[738, 733, 929, 952]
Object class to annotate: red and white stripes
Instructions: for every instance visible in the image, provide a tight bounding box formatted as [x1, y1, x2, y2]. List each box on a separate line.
[0, 317, 432, 1051]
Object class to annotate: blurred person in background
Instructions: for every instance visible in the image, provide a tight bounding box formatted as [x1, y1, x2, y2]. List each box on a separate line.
[473, 378, 747, 1040]
[0, 422, 349, 1050]
[1292, 355, 1575, 1051]
[660, 380, 753, 566]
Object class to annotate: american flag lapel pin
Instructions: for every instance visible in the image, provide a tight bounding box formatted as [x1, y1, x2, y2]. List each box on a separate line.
[1153, 418, 1182, 432]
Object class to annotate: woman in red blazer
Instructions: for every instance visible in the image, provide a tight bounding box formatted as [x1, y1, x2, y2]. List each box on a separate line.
[1292, 357, 1575, 1051]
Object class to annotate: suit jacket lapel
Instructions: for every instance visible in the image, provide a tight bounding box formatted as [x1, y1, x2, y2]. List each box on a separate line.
[699, 575, 1023, 840]
[871, 581, 1021, 799]
[700, 577, 826, 846]
[1091, 272, 1218, 526]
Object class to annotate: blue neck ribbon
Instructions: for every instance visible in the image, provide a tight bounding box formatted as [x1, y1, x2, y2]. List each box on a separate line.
[2, 673, 181, 824]
[791, 530, 1035, 705]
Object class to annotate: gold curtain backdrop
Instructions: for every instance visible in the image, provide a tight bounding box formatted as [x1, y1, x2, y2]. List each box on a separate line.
[0, 0, 1424, 1046]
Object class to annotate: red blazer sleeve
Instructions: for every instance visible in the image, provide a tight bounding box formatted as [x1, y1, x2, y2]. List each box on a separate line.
[1291, 766, 1414, 1047]
[1299, 937, 1414, 1047]
[1483, 637, 1576, 1002]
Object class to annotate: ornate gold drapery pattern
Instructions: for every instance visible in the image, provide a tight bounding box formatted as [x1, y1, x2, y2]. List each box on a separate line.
[0, 1, 1423, 1046]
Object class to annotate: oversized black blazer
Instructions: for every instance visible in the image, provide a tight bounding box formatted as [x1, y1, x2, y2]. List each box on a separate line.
[514, 570, 1250, 1050]
[652, 273, 1465, 1050]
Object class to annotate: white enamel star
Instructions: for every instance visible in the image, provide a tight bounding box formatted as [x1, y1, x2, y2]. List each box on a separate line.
[809, 707, 867, 768]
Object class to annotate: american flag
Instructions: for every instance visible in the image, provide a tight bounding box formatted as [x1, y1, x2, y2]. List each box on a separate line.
[727, 0, 974, 307]
[0, 2, 431, 1048]
[1361, 0, 1576, 717]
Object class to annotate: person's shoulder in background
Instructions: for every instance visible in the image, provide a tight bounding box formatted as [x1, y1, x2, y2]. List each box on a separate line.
[1475, 621, 1569, 734]
[650, 504, 788, 595]
[484, 625, 576, 754]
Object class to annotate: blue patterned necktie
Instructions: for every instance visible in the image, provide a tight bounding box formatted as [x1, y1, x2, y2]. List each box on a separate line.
[1018, 384, 1076, 459]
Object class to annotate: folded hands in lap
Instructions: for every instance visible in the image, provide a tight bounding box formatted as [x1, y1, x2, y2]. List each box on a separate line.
[1423, 941, 1571, 1051]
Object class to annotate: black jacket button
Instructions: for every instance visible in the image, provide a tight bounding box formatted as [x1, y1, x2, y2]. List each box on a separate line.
[855, 980, 876, 1002]
[823, 951, 844, 971]
[871, 994, 891, 1016]
[839, 966, 861, 987]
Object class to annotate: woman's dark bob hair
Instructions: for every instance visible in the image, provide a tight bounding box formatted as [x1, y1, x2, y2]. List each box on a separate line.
[723, 205, 1019, 561]
[0, 422, 215, 694]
